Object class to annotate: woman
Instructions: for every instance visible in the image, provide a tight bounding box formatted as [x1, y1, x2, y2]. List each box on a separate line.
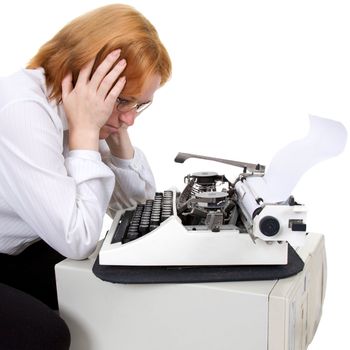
[0, 4, 171, 349]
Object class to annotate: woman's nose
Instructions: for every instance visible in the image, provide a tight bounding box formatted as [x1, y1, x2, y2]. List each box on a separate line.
[118, 110, 137, 126]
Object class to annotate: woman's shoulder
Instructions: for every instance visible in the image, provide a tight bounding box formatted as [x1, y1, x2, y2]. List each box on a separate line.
[0, 68, 49, 110]
[0, 68, 65, 133]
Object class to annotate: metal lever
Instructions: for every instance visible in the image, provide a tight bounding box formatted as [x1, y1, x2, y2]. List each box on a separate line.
[174, 152, 265, 174]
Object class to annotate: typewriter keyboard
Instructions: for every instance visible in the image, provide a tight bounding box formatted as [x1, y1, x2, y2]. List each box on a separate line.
[111, 191, 174, 244]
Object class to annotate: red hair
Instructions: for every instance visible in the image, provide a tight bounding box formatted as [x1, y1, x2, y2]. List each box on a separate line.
[27, 4, 172, 101]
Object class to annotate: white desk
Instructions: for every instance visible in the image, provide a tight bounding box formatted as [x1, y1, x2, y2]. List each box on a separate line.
[55, 233, 325, 350]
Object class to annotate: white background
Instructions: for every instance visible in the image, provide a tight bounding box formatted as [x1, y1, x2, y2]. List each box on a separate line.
[1, 0, 349, 348]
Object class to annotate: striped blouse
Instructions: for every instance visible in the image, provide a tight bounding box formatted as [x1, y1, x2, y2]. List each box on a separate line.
[0, 68, 156, 259]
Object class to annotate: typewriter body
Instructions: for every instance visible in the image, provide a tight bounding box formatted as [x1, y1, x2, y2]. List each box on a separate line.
[99, 152, 307, 266]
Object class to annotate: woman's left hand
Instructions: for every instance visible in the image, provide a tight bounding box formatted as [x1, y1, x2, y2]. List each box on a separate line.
[105, 125, 134, 159]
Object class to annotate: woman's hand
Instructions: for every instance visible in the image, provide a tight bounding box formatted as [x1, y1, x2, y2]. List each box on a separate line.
[106, 126, 135, 159]
[61, 49, 127, 150]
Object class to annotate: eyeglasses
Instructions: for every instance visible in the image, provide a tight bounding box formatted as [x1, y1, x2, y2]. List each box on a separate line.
[116, 97, 152, 113]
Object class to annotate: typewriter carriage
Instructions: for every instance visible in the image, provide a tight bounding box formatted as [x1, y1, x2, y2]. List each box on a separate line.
[175, 153, 307, 246]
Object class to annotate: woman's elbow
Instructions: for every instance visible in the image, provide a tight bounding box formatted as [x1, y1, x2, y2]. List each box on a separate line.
[60, 242, 97, 260]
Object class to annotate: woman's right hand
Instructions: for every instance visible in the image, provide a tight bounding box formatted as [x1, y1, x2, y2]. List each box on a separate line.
[61, 49, 127, 150]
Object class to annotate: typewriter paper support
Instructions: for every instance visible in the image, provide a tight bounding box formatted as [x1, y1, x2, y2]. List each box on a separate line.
[99, 115, 347, 266]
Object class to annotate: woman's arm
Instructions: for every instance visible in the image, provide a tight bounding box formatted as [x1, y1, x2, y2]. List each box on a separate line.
[100, 137, 156, 217]
[0, 100, 115, 259]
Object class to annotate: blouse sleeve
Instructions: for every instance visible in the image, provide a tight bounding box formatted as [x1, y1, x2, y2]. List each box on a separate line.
[0, 100, 115, 259]
[99, 141, 156, 217]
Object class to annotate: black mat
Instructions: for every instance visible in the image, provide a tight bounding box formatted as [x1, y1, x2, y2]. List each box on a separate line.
[92, 244, 304, 284]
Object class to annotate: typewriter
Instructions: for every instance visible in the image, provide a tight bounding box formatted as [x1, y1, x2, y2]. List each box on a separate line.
[99, 116, 346, 267]
[99, 152, 308, 266]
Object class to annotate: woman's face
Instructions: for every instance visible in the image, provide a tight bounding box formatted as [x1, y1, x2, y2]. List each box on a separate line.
[99, 73, 161, 139]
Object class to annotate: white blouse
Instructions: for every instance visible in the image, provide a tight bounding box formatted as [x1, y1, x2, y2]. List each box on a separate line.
[0, 68, 156, 259]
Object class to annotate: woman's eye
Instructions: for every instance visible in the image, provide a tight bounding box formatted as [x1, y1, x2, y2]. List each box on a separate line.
[118, 98, 129, 105]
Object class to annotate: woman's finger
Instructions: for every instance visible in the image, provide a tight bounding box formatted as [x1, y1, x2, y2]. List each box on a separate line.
[61, 72, 73, 101]
[89, 49, 121, 91]
[75, 58, 95, 87]
[97, 58, 127, 99]
[105, 76, 126, 106]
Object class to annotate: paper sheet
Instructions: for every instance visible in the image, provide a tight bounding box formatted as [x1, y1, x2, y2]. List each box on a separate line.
[246, 115, 347, 203]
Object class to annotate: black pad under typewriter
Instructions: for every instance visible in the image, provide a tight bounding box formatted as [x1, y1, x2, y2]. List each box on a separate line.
[92, 245, 304, 284]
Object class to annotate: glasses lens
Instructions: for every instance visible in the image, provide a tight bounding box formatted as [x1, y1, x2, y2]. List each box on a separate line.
[117, 101, 136, 113]
[116, 99, 152, 113]
[136, 101, 152, 113]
